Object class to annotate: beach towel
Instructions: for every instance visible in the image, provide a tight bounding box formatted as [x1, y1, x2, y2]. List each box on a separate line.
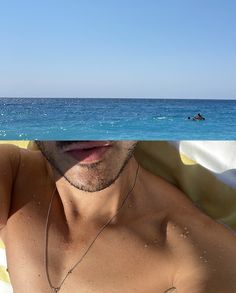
[0, 140, 235, 292]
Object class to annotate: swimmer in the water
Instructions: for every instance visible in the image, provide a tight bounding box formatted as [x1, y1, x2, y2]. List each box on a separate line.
[188, 113, 205, 121]
[194, 113, 205, 120]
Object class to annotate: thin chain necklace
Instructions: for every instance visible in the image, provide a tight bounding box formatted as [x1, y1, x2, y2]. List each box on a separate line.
[44, 164, 140, 293]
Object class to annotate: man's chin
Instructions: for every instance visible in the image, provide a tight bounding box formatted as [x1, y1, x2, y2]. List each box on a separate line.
[62, 173, 117, 193]
[64, 181, 113, 193]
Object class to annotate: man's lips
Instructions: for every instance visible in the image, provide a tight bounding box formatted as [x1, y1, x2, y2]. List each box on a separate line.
[62, 141, 112, 163]
[61, 141, 112, 151]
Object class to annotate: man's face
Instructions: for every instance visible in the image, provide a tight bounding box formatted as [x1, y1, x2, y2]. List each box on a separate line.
[36, 141, 137, 192]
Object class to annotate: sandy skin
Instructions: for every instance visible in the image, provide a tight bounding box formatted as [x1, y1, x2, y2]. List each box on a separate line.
[0, 142, 236, 292]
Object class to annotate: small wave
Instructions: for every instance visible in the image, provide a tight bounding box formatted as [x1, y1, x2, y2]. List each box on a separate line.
[153, 116, 167, 120]
[0, 130, 6, 137]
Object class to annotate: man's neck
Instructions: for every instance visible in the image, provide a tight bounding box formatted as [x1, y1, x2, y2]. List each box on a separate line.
[52, 157, 139, 226]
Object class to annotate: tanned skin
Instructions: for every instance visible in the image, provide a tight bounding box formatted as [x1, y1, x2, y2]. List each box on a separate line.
[0, 142, 236, 293]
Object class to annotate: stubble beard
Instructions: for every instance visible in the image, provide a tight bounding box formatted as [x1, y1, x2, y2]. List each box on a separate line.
[37, 142, 137, 192]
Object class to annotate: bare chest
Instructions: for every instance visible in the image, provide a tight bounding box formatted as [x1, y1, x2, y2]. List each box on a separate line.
[4, 209, 175, 293]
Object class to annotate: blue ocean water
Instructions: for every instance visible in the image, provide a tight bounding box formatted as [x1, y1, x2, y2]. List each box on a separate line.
[0, 98, 235, 140]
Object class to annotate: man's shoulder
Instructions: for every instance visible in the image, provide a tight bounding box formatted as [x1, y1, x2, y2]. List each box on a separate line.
[164, 198, 236, 292]
[0, 145, 44, 230]
[0, 144, 46, 182]
[0, 144, 21, 177]
[15, 147, 47, 180]
[0, 143, 39, 158]
[141, 167, 236, 291]
[0, 143, 20, 157]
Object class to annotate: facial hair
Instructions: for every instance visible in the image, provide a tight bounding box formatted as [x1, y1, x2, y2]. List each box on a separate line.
[36, 141, 137, 192]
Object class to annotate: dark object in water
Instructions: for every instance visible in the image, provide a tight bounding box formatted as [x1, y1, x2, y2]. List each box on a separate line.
[188, 113, 205, 121]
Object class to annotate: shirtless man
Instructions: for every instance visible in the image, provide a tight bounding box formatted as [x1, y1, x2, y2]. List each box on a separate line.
[0, 141, 236, 293]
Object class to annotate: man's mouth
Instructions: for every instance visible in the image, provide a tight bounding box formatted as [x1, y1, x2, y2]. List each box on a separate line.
[61, 141, 113, 164]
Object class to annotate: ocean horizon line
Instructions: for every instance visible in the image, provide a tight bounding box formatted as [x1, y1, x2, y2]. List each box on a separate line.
[1, 96, 236, 100]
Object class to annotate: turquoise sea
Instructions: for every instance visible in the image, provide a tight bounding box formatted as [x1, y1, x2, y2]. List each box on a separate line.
[0, 98, 235, 140]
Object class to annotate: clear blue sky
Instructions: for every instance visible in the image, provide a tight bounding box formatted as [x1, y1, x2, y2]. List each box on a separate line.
[0, 0, 236, 98]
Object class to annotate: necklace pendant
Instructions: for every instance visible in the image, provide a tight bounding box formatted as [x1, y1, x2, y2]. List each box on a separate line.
[52, 287, 60, 293]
